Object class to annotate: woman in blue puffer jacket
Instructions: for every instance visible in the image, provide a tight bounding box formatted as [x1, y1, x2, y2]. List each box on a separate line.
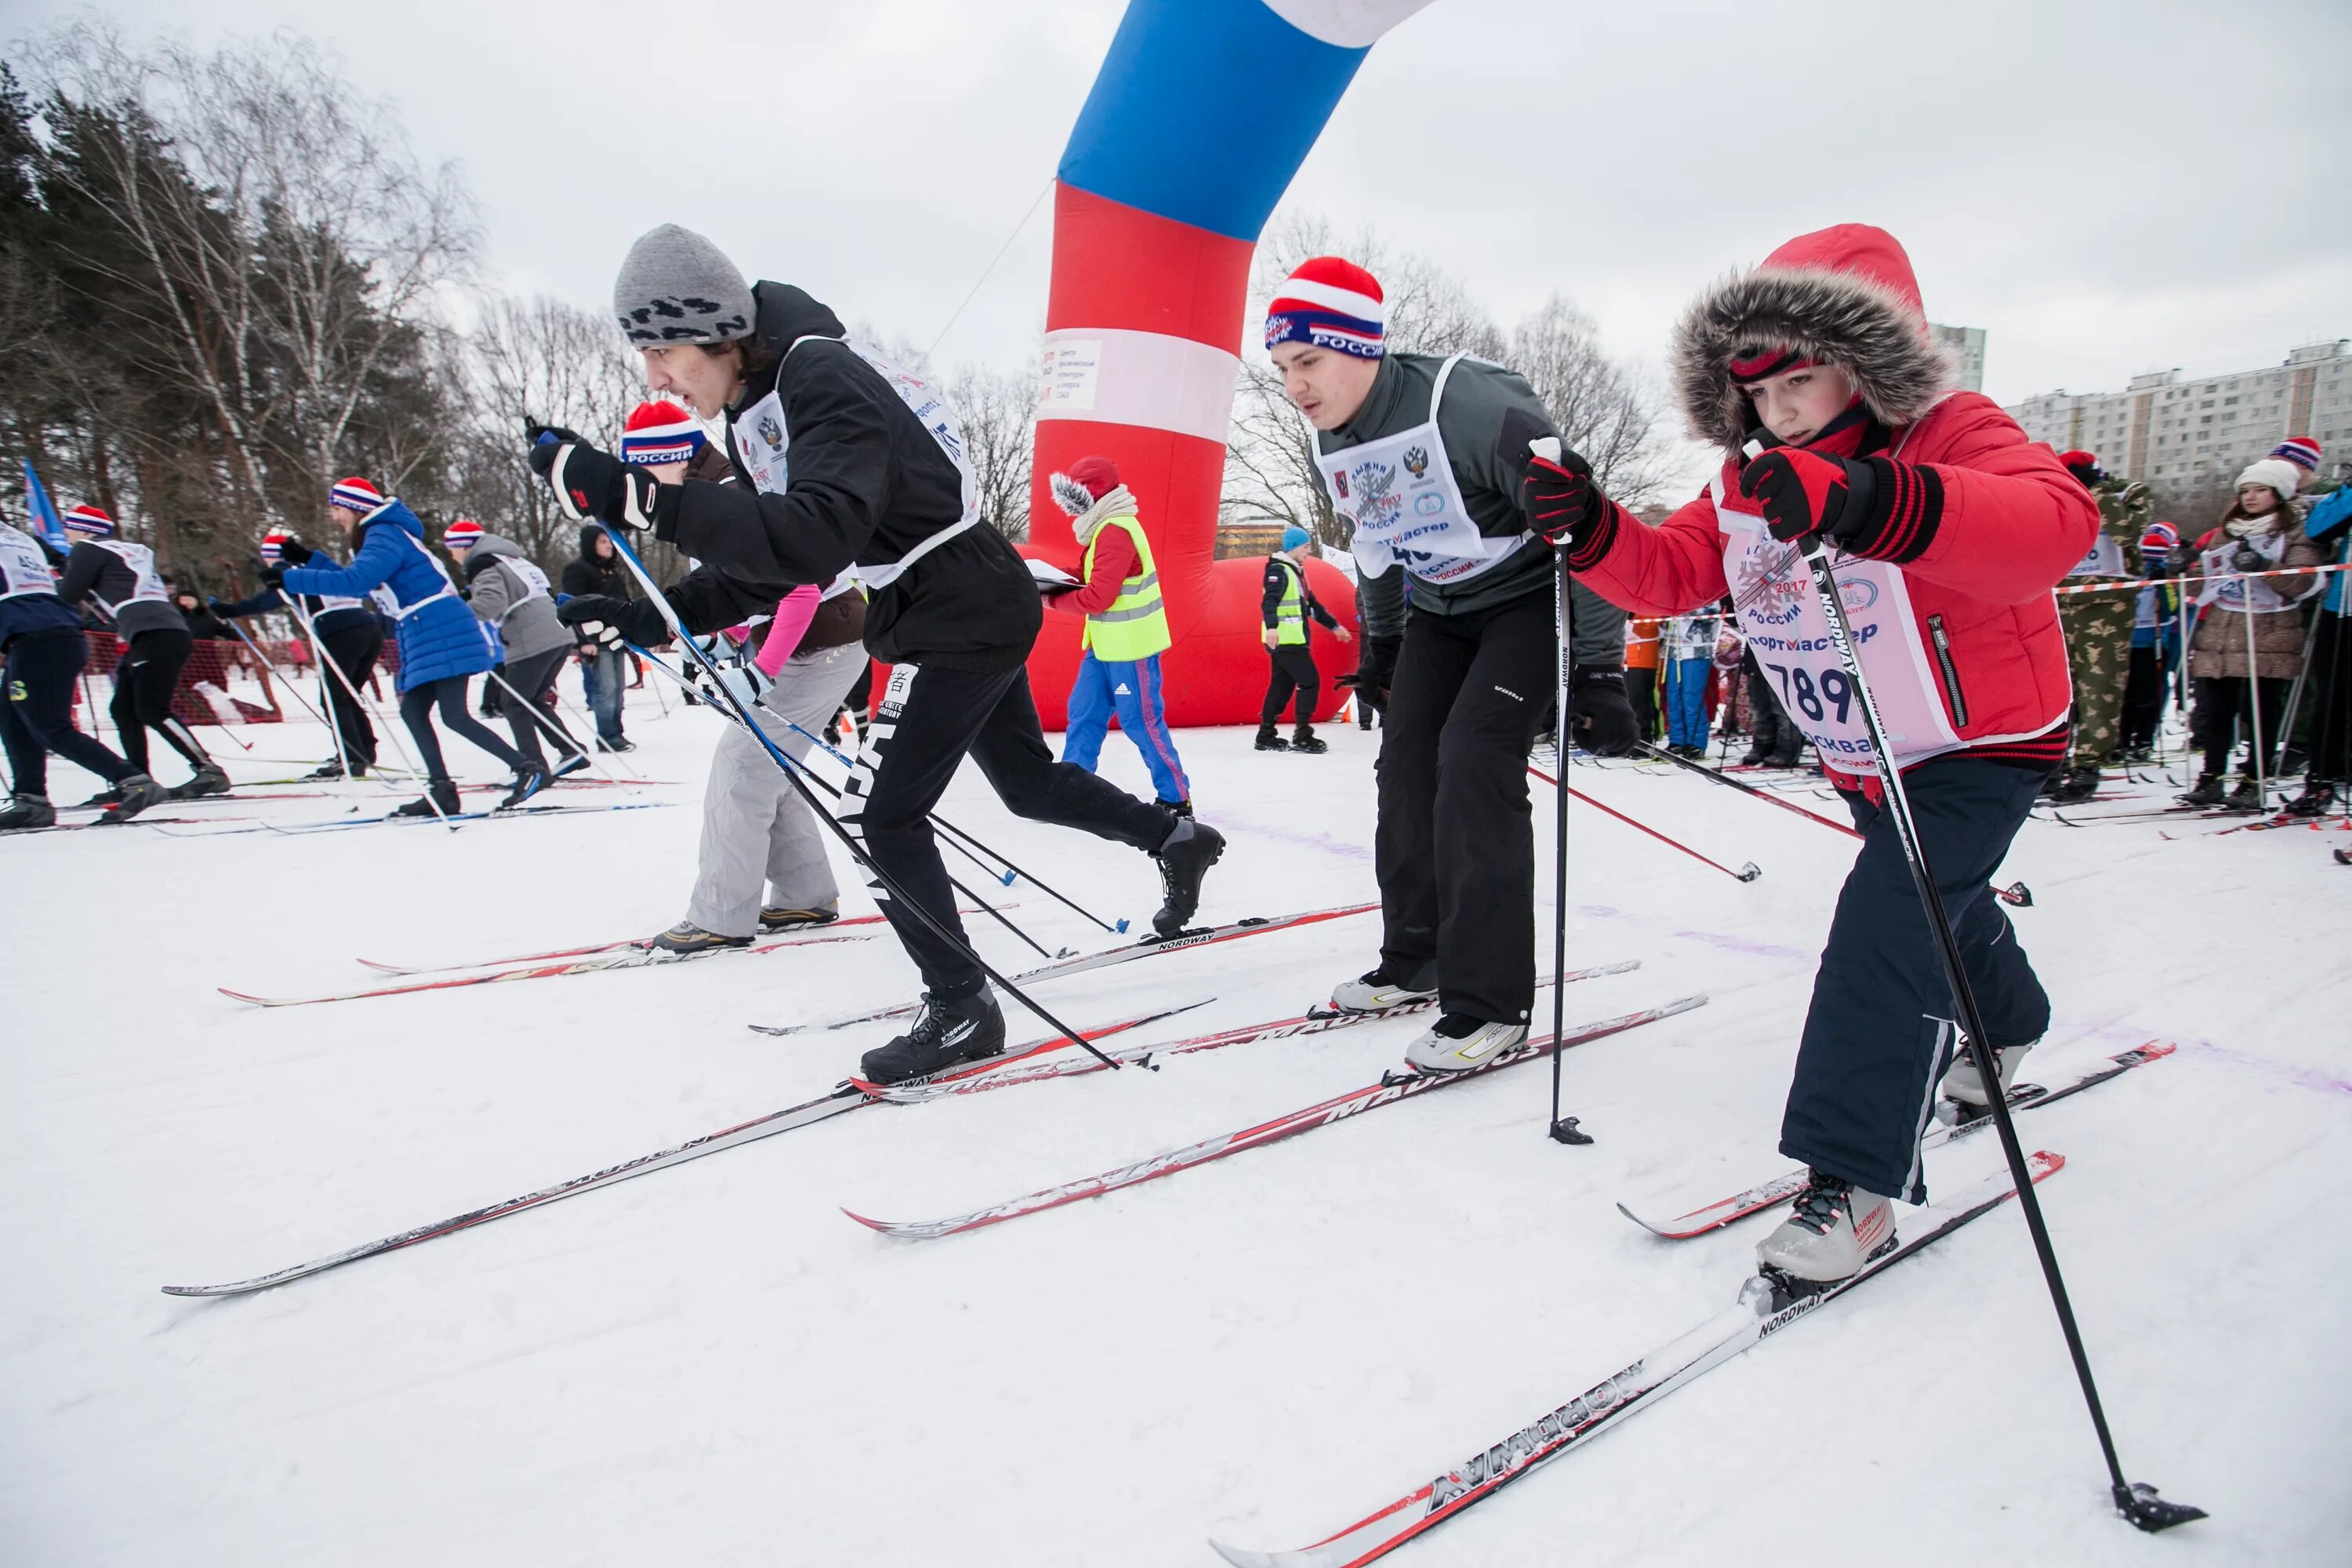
[278, 478, 539, 816]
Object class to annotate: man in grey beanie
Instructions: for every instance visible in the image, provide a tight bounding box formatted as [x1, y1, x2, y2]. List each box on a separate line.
[530, 224, 1226, 1087]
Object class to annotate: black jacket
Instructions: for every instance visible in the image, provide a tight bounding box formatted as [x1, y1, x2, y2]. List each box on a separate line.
[1261, 555, 1340, 633]
[651, 281, 1039, 673]
[560, 524, 636, 601]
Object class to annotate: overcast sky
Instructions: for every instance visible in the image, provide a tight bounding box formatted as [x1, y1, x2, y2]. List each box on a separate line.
[12, 0, 2350, 478]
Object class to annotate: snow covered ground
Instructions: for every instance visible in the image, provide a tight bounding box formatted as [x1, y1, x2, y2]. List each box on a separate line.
[3, 677, 2347, 1566]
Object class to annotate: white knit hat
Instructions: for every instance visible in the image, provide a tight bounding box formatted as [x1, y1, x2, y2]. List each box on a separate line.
[2234, 457, 2301, 502]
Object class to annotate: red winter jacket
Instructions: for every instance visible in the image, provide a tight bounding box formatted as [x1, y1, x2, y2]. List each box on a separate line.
[1574, 225, 2094, 788]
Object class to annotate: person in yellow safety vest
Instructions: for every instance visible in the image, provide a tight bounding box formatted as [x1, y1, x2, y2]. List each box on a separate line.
[1047, 457, 1192, 815]
[1260, 524, 1351, 753]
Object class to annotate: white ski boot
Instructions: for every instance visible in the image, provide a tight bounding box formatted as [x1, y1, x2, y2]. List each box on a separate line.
[1329, 964, 1437, 1014]
[1756, 1171, 1895, 1283]
[1403, 1015, 1527, 1075]
[1941, 1039, 2035, 1108]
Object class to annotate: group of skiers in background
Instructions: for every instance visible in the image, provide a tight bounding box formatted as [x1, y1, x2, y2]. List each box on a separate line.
[6, 217, 2349, 1285]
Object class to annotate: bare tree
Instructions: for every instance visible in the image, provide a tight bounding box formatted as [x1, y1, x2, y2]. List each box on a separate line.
[1507, 295, 1675, 510]
[945, 363, 1033, 541]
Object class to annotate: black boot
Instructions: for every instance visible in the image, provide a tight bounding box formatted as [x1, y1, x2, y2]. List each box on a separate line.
[303, 758, 347, 781]
[99, 773, 169, 823]
[172, 762, 231, 800]
[1254, 725, 1290, 752]
[2284, 780, 2339, 818]
[2223, 777, 2264, 813]
[2047, 764, 2101, 804]
[1151, 818, 1226, 935]
[0, 793, 56, 830]
[2178, 774, 2226, 807]
[391, 779, 463, 818]
[498, 764, 550, 811]
[1290, 724, 1328, 755]
[858, 990, 1007, 1086]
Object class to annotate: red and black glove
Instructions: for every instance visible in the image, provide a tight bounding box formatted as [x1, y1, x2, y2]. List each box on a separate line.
[1497, 411, 1626, 568]
[1737, 448, 1944, 564]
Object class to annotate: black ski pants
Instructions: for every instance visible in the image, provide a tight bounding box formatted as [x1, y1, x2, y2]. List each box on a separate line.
[1625, 666, 1658, 742]
[844, 662, 1172, 1000]
[109, 626, 210, 778]
[1261, 642, 1320, 729]
[2305, 612, 2350, 784]
[1375, 590, 1555, 1025]
[317, 617, 381, 770]
[2, 629, 134, 796]
[492, 646, 583, 770]
[400, 675, 529, 784]
[1785, 757, 2049, 1203]
[2194, 675, 2288, 780]
[1744, 662, 1800, 761]
[2120, 644, 2165, 753]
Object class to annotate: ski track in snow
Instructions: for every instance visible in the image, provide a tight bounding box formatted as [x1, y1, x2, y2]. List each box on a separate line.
[2, 693, 2346, 1566]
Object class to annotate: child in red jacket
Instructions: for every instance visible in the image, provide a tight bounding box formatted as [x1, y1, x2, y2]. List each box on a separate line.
[1520, 224, 2095, 1282]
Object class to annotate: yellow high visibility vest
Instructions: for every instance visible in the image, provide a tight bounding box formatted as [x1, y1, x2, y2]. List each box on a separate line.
[1080, 513, 1171, 659]
[1271, 556, 1308, 645]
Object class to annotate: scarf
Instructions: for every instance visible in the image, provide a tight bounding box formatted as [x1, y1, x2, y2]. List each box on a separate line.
[1069, 484, 1138, 549]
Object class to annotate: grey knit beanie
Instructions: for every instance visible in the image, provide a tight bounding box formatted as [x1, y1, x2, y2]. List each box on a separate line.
[612, 224, 756, 346]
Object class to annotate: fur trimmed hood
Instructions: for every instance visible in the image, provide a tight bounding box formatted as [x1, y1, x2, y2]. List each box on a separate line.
[1673, 224, 1958, 452]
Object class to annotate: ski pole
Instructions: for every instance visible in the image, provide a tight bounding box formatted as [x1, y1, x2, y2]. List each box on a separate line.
[1528, 764, 1762, 883]
[1795, 530, 2202, 1533]
[482, 666, 635, 794]
[220, 613, 348, 779]
[587, 527, 1109, 1050]
[622, 641, 1062, 961]
[1635, 739, 1861, 840]
[1539, 476, 1589, 1148]
[779, 715, 1131, 935]
[288, 596, 457, 829]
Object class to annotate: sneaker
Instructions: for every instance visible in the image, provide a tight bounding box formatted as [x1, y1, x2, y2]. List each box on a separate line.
[2223, 778, 2263, 813]
[171, 762, 231, 800]
[2284, 780, 2339, 818]
[551, 752, 594, 781]
[1150, 818, 1225, 936]
[1940, 1039, 2034, 1108]
[858, 990, 1007, 1086]
[390, 779, 463, 818]
[594, 735, 637, 754]
[2178, 774, 2226, 807]
[302, 759, 347, 782]
[1290, 724, 1328, 755]
[1329, 963, 1439, 1014]
[498, 764, 550, 811]
[1403, 1014, 1528, 1074]
[652, 920, 753, 955]
[2046, 764, 2100, 804]
[758, 904, 840, 932]
[100, 773, 169, 824]
[0, 793, 56, 830]
[1254, 726, 1290, 752]
[1755, 1171, 1896, 1283]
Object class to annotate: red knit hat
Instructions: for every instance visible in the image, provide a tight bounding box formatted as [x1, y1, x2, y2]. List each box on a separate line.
[260, 530, 289, 562]
[1048, 456, 1123, 519]
[443, 517, 485, 547]
[62, 503, 114, 536]
[1265, 256, 1385, 358]
[2272, 436, 2322, 473]
[329, 477, 383, 514]
[2058, 450, 2103, 485]
[620, 400, 708, 466]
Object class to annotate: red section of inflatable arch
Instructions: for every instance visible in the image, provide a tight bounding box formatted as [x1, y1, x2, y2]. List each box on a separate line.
[1019, 183, 1358, 731]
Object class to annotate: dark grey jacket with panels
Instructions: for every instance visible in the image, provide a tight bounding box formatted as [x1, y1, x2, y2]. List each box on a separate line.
[1322, 351, 1624, 670]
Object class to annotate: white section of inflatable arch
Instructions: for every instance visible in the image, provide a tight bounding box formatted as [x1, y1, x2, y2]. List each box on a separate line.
[1039, 329, 1242, 445]
[1259, 0, 1439, 49]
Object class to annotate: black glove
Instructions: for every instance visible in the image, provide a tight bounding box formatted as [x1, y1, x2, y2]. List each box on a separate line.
[258, 564, 285, 590]
[1336, 633, 1403, 713]
[529, 425, 660, 532]
[2230, 544, 2266, 575]
[558, 593, 669, 651]
[206, 596, 234, 617]
[276, 536, 314, 567]
[1567, 667, 1639, 757]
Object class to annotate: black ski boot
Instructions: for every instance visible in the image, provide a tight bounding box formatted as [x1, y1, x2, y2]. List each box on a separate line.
[391, 779, 463, 818]
[498, 764, 550, 811]
[652, 920, 753, 956]
[1290, 724, 1328, 755]
[2285, 780, 2339, 818]
[1254, 725, 1290, 752]
[172, 762, 231, 800]
[1151, 817, 1226, 935]
[2223, 777, 2264, 813]
[2178, 774, 2226, 807]
[551, 752, 594, 781]
[99, 773, 169, 823]
[759, 904, 840, 932]
[0, 793, 56, 830]
[79, 784, 124, 809]
[2046, 764, 2101, 804]
[303, 758, 347, 782]
[858, 990, 1007, 1086]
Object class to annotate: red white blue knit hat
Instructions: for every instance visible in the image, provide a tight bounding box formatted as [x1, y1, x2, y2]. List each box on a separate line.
[2140, 521, 2180, 554]
[2272, 436, 2323, 472]
[443, 517, 485, 547]
[260, 531, 289, 562]
[63, 503, 114, 536]
[1265, 256, 1386, 359]
[329, 477, 384, 514]
[620, 400, 708, 466]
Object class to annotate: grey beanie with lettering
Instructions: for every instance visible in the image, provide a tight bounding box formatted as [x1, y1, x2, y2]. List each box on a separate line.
[612, 224, 756, 346]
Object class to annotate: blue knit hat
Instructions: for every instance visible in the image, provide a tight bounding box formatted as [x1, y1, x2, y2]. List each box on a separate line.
[1280, 525, 1311, 551]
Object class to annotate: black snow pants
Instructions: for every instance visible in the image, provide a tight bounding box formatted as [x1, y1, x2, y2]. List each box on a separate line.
[1261, 643, 1321, 729]
[318, 617, 382, 771]
[842, 662, 1173, 1000]
[400, 675, 530, 783]
[109, 626, 211, 778]
[2, 629, 134, 796]
[493, 646, 583, 770]
[1374, 589, 1556, 1026]
[1784, 757, 2049, 1203]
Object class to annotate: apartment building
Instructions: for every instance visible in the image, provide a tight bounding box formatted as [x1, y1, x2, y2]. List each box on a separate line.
[2007, 339, 2350, 483]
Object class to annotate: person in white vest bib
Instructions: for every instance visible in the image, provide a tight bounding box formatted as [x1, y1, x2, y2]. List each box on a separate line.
[0, 520, 164, 828]
[51, 503, 228, 802]
[445, 518, 590, 781]
[533, 225, 1225, 1084]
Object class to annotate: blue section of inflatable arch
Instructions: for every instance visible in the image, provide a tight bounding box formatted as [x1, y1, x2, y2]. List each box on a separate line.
[1054, 0, 1369, 242]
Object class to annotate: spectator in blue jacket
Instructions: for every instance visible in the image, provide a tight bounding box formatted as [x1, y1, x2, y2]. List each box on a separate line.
[2291, 461, 2351, 817]
[277, 478, 539, 817]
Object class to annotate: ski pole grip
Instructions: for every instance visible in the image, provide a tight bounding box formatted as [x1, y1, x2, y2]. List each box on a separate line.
[1530, 436, 1563, 464]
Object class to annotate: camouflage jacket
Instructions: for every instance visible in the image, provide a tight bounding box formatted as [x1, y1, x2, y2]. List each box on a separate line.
[2092, 477, 2152, 574]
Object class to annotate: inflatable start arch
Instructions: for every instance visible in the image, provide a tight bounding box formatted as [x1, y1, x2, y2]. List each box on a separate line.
[1020, 0, 1436, 728]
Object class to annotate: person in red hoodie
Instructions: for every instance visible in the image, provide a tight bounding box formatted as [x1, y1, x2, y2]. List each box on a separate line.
[1521, 225, 2093, 1282]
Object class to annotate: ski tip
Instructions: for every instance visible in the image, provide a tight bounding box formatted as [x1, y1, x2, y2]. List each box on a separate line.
[216, 988, 269, 1006]
[1206, 1540, 1294, 1568]
[1614, 1200, 1671, 1238]
[746, 1022, 803, 1036]
[840, 1207, 912, 1237]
